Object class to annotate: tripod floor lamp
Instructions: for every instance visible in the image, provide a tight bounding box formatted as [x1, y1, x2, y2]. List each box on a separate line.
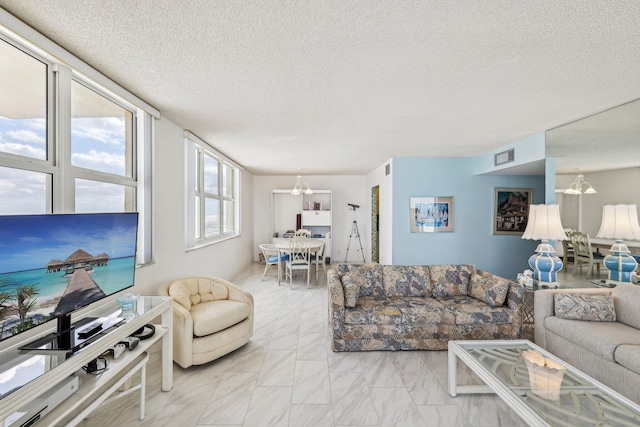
[595, 204, 640, 283]
[521, 204, 568, 288]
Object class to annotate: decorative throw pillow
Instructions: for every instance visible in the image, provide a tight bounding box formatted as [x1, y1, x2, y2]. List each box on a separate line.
[554, 293, 616, 322]
[382, 265, 432, 297]
[468, 272, 509, 307]
[336, 263, 384, 297]
[342, 274, 360, 308]
[430, 264, 474, 298]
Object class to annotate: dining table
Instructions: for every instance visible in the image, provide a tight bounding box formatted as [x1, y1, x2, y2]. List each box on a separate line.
[590, 238, 640, 255]
[273, 237, 324, 286]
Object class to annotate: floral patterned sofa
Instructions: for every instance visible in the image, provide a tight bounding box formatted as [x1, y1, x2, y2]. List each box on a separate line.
[328, 264, 525, 351]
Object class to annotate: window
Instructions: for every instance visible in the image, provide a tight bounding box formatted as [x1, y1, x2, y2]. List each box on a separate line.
[0, 38, 52, 215]
[0, 30, 154, 264]
[222, 164, 235, 233]
[185, 132, 240, 247]
[0, 39, 47, 162]
[0, 166, 48, 214]
[75, 179, 135, 213]
[70, 78, 138, 214]
[71, 80, 134, 177]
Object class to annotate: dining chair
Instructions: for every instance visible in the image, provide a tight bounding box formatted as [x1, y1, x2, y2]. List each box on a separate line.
[571, 231, 604, 279]
[562, 229, 576, 265]
[259, 244, 287, 281]
[285, 236, 311, 289]
[295, 229, 311, 237]
[310, 235, 329, 275]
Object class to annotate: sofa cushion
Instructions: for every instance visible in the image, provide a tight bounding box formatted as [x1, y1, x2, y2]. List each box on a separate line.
[192, 317, 252, 355]
[468, 271, 509, 307]
[438, 296, 514, 325]
[168, 281, 192, 310]
[544, 317, 640, 362]
[394, 297, 455, 324]
[430, 264, 475, 298]
[336, 263, 384, 297]
[203, 281, 229, 302]
[554, 293, 616, 322]
[612, 283, 640, 329]
[170, 276, 230, 308]
[344, 297, 401, 325]
[190, 300, 251, 336]
[343, 274, 360, 308]
[382, 265, 432, 297]
[614, 345, 640, 375]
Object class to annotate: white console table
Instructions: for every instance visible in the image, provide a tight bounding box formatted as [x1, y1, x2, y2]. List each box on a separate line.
[0, 296, 173, 426]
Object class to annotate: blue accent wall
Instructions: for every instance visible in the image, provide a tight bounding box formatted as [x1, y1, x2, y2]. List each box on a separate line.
[391, 157, 545, 279]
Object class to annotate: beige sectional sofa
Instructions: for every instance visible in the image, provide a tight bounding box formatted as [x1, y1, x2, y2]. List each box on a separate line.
[328, 263, 525, 351]
[534, 283, 640, 404]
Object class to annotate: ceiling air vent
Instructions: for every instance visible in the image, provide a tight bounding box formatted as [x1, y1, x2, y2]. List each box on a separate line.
[494, 149, 515, 166]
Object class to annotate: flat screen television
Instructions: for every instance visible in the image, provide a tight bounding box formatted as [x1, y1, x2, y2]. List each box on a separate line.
[0, 212, 139, 352]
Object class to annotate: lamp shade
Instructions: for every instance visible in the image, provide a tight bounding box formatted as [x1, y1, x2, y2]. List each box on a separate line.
[596, 205, 640, 241]
[521, 205, 568, 241]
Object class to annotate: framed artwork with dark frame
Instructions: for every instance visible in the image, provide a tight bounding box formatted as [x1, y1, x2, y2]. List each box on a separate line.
[493, 188, 532, 235]
[410, 197, 454, 233]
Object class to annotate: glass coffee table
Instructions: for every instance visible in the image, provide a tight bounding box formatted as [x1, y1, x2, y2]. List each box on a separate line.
[448, 340, 640, 426]
[590, 279, 618, 288]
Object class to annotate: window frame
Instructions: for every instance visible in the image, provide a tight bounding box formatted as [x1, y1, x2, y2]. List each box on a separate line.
[185, 131, 241, 249]
[68, 73, 139, 212]
[0, 22, 155, 265]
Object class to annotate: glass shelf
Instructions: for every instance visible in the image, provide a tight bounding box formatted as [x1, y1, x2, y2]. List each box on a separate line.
[0, 296, 171, 415]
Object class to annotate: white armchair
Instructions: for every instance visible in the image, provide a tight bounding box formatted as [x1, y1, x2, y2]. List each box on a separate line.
[158, 276, 254, 368]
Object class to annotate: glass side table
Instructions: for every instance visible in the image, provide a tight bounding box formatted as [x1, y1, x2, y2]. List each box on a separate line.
[522, 283, 558, 324]
[521, 285, 549, 341]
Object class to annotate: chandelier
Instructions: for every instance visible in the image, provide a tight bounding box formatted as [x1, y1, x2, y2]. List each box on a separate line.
[291, 170, 313, 195]
[564, 172, 596, 195]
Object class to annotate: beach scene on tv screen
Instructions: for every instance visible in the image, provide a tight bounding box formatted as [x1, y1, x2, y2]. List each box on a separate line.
[0, 214, 137, 340]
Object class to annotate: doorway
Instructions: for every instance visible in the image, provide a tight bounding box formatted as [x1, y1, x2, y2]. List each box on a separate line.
[371, 185, 380, 263]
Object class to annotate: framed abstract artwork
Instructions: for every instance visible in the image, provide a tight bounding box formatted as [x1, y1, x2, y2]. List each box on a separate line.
[493, 188, 532, 235]
[410, 197, 454, 233]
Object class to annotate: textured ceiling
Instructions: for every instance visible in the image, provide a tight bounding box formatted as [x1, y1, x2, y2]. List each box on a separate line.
[1, 1, 640, 175]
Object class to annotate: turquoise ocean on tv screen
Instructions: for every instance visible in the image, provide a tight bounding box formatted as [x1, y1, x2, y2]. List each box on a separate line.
[0, 256, 135, 301]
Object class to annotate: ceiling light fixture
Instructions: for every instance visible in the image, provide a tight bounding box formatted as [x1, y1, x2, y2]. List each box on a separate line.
[291, 170, 313, 196]
[564, 171, 597, 195]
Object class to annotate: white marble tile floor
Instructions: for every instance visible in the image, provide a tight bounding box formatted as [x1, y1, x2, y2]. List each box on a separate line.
[77, 263, 599, 426]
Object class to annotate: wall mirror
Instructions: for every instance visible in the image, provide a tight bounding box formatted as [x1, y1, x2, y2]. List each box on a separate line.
[546, 99, 640, 239]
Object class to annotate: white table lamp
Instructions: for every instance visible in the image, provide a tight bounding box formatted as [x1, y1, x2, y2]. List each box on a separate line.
[595, 204, 640, 283]
[521, 205, 568, 288]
